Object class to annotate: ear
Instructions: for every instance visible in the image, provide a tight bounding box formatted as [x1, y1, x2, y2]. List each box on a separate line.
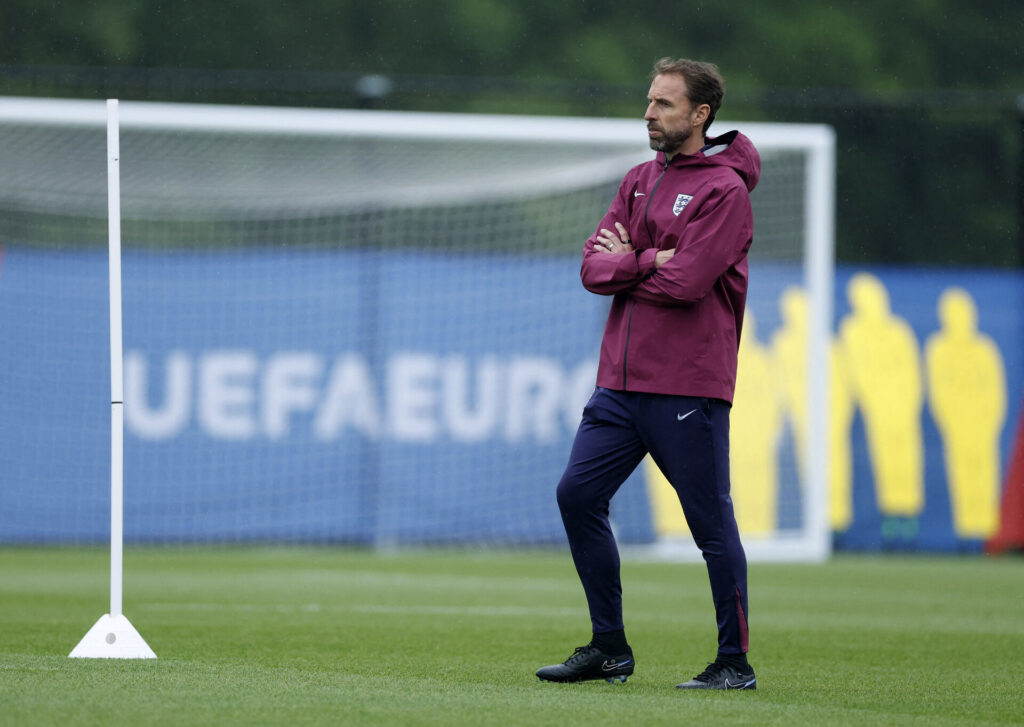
[692, 103, 710, 129]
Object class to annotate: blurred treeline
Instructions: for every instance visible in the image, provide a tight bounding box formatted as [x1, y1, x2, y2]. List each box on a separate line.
[2, 0, 1021, 266]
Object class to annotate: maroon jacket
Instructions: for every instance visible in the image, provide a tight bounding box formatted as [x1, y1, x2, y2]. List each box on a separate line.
[581, 130, 761, 403]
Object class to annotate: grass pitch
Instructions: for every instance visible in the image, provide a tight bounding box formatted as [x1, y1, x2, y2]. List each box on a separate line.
[1, 547, 1022, 726]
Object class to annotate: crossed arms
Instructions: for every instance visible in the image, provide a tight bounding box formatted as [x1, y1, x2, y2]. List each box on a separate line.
[580, 182, 752, 306]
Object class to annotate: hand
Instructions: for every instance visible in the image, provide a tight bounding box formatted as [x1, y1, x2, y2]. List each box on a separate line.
[594, 222, 634, 254]
[655, 249, 675, 268]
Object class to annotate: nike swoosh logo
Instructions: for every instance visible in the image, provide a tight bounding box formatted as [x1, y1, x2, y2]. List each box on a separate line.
[677, 409, 698, 421]
[634, 191, 645, 197]
[601, 659, 633, 671]
[724, 677, 755, 689]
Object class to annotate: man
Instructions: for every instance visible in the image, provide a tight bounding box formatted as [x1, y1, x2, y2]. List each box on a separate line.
[535, 58, 760, 690]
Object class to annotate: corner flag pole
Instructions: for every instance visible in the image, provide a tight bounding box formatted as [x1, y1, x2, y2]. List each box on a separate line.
[108, 96, 125, 622]
[69, 99, 156, 659]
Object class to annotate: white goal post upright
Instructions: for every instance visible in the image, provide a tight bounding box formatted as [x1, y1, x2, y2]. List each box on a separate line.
[69, 100, 156, 659]
[643, 123, 835, 564]
[804, 129, 836, 566]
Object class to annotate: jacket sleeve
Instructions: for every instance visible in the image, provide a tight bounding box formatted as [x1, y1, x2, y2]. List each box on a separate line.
[579, 173, 659, 296]
[628, 182, 752, 306]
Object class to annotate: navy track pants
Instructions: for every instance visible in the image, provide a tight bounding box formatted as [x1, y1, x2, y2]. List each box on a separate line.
[556, 387, 749, 655]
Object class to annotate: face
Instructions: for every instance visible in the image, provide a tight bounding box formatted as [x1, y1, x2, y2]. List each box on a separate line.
[644, 73, 704, 156]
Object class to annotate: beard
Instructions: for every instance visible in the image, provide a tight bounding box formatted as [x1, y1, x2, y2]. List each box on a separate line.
[648, 125, 693, 154]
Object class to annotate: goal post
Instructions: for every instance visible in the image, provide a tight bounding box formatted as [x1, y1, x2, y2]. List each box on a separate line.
[0, 97, 834, 563]
[645, 123, 834, 563]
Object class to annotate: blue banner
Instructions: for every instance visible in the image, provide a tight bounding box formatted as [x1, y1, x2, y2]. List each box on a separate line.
[0, 246, 1020, 550]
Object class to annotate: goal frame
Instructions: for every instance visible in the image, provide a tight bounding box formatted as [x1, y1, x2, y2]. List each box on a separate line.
[0, 97, 834, 563]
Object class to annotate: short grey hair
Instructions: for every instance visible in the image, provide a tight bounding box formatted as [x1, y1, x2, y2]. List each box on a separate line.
[651, 57, 725, 134]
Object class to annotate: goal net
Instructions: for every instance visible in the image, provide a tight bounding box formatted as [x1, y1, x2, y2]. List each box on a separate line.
[0, 97, 834, 561]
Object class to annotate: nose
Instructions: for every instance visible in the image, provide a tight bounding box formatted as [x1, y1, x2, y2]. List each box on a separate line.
[644, 102, 657, 122]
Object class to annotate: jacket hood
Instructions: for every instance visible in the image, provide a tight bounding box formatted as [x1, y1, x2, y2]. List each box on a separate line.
[657, 130, 761, 192]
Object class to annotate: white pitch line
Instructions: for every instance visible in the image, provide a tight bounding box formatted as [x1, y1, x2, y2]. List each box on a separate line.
[349, 604, 583, 618]
[140, 601, 584, 619]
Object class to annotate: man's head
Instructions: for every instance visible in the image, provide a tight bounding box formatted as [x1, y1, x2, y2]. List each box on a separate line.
[645, 58, 725, 157]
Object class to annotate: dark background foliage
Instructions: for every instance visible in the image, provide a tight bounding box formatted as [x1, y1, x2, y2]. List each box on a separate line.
[2, 0, 1021, 265]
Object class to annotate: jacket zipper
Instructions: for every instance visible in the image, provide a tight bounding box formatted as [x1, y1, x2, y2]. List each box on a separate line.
[624, 158, 671, 389]
[622, 301, 635, 389]
[642, 157, 670, 248]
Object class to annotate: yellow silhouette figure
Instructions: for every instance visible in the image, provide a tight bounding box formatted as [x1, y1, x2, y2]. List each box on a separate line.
[839, 273, 924, 539]
[829, 339, 856, 531]
[771, 286, 856, 532]
[925, 288, 1006, 539]
[646, 312, 782, 538]
[771, 287, 810, 480]
[729, 312, 783, 535]
[645, 454, 689, 537]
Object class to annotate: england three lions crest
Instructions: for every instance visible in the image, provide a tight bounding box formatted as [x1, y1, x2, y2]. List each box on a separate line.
[673, 194, 694, 216]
